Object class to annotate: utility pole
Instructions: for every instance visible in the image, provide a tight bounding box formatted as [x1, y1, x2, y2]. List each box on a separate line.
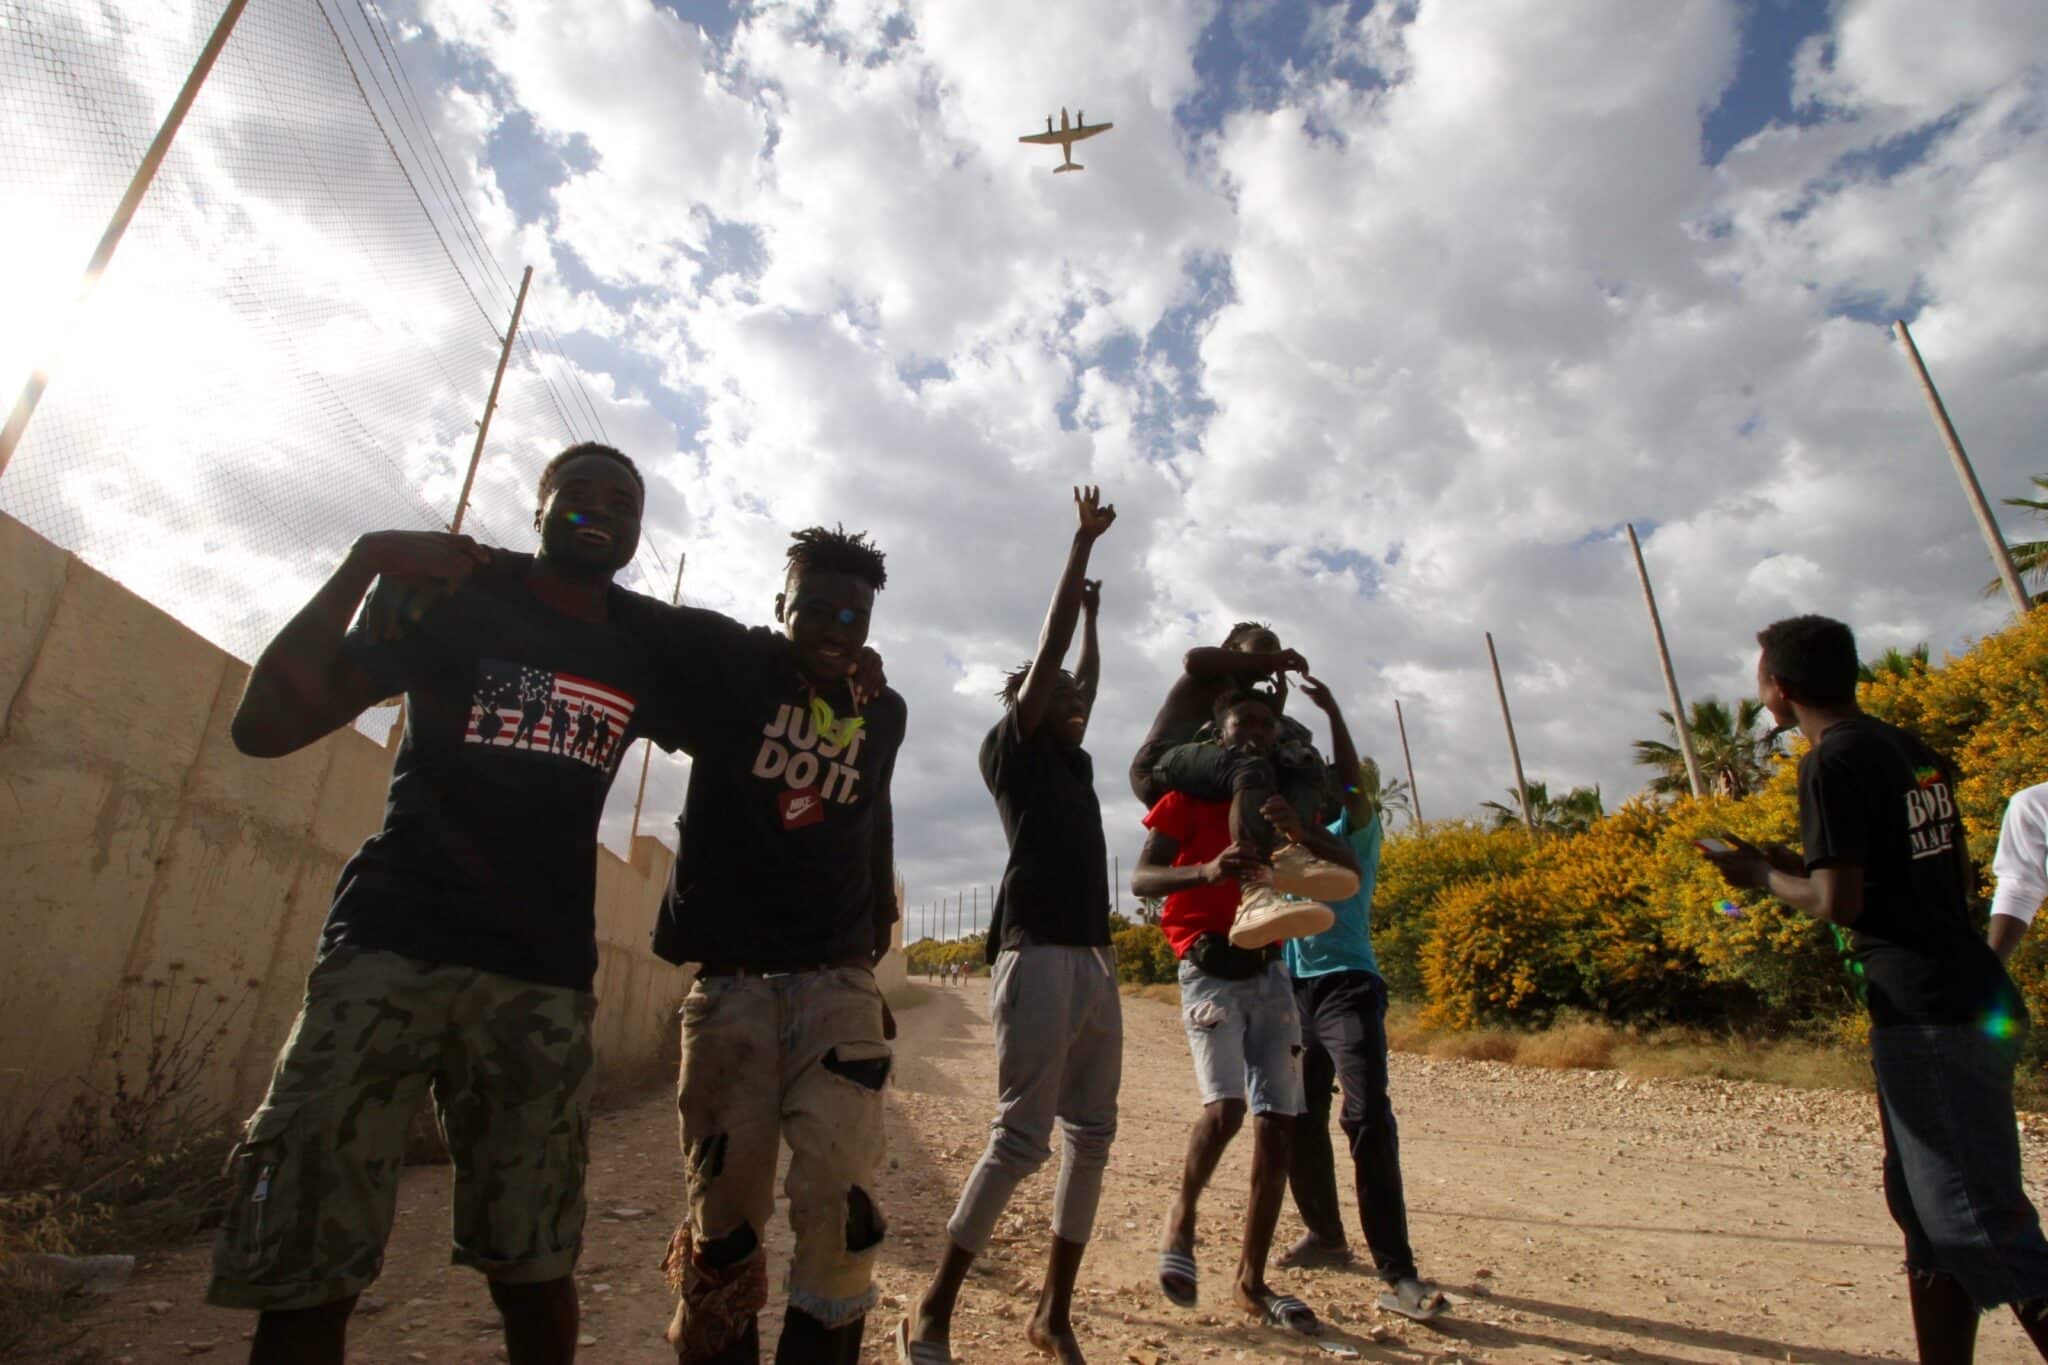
[1486, 631, 1536, 836]
[1394, 699, 1423, 826]
[1625, 523, 1703, 798]
[0, 0, 254, 480]
[628, 553, 686, 842]
[1894, 320, 2032, 615]
[450, 265, 532, 535]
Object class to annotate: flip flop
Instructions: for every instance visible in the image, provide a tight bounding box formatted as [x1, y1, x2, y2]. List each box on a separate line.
[891, 1314, 954, 1365]
[1377, 1278, 1448, 1321]
[1258, 1292, 1322, 1336]
[1157, 1249, 1198, 1308]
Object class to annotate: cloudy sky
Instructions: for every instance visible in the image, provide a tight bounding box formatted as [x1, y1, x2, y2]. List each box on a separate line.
[7, 0, 2046, 942]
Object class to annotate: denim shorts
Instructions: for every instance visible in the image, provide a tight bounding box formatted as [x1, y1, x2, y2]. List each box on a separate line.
[1870, 1018, 2048, 1309]
[1177, 957, 1304, 1116]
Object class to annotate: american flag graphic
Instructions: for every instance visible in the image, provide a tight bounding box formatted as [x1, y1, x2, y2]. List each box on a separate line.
[464, 659, 638, 772]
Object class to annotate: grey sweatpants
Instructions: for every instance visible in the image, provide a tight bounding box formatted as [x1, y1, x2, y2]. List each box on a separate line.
[947, 944, 1123, 1252]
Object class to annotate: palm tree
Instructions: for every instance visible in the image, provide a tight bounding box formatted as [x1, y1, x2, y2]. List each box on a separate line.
[1351, 757, 1417, 827]
[1480, 780, 1603, 835]
[1632, 697, 1780, 799]
[1857, 644, 1929, 684]
[1983, 474, 2048, 600]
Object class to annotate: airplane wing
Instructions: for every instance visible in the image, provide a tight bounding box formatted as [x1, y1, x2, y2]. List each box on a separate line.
[1068, 122, 1113, 141]
[1018, 131, 1068, 145]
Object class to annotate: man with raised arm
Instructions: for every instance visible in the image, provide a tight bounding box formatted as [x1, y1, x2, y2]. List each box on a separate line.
[1130, 626, 1356, 946]
[1276, 675, 1447, 1323]
[654, 526, 906, 1365]
[210, 442, 670, 1365]
[898, 488, 1120, 1365]
[1137, 687, 1358, 1343]
[1704, 615, 2048, 1361]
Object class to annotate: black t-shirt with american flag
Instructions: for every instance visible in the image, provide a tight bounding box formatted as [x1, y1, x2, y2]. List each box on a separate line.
[324, 564, 675, 991]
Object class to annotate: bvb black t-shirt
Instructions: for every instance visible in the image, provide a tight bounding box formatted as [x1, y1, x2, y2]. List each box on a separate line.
[1798, 714, 2018, 1027]
[324, 564, 677, 992]
[980, 710, 1111, 960]
[648, 606, 905, 970]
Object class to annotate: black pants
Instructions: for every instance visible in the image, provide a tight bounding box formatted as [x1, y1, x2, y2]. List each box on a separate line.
[1288, 970, 1416, 1284]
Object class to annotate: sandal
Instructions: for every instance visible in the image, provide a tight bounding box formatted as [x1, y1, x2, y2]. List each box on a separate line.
[1157, 1249, 1198, 1308]
[1378, 1277, 1448, 1321]
[892, 1314, 954, 1364]
[1257, 1292, 1322, 1336]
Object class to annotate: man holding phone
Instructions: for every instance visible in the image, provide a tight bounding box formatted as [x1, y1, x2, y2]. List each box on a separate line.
[1702, 615, 2048, 1361]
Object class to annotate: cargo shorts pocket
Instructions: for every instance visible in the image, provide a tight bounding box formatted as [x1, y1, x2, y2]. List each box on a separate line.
[820, 1040, 893, 1093]
[216, 1108, 297, 1281]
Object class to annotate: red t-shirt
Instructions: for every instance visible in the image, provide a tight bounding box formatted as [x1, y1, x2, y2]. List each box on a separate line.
[1143, 791, 1240, 960]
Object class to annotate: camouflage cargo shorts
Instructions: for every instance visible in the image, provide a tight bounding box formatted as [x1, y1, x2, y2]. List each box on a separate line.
[207, 945, 596, 1312]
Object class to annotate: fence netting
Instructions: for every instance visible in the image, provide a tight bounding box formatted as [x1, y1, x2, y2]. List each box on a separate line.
[0, 0, 670, 666]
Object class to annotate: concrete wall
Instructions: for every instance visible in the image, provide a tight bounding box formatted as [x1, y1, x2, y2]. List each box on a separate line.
[0, 512, 683, 1123]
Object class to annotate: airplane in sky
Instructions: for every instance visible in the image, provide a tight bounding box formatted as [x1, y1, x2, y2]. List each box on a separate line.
[1018, 107, 1113, 173]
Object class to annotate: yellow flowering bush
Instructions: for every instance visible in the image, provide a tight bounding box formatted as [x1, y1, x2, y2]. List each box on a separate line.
[1374, 821, 1533, 998]
[1403, 607, 2048, 1049]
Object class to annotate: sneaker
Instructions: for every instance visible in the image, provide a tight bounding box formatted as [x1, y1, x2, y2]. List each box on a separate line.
[1268, 843, 1360, 901]
[1229, 877, 1334, 948]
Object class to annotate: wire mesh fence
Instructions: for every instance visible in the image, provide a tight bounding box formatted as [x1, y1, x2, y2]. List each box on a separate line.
[0, 0, 666, 664]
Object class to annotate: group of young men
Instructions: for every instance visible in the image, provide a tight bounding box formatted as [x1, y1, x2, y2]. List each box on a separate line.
[202, 441, 2048, 1364]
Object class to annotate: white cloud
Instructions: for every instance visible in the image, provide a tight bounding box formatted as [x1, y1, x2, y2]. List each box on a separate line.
[9, 0, 2047, 935]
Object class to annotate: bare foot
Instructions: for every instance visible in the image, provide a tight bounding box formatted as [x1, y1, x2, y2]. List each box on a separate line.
[1025, 1313, 1086, 1363]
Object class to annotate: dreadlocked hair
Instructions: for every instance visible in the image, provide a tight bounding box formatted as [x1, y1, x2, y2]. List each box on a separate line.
[787, 524, 888, 589]
[539, 442, 644, 502]
[998, 662, 1077, 709]
[1223, 620, 1273, 647]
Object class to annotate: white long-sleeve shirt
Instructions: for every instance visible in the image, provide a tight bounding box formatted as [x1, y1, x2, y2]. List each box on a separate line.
[1990, 781, 2048, 927]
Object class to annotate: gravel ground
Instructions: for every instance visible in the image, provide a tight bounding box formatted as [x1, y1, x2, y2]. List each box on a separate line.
[58, 982, 2048, 1363]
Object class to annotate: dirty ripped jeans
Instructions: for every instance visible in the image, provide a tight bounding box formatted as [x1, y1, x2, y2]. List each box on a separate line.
[670, 965, 890, 1361]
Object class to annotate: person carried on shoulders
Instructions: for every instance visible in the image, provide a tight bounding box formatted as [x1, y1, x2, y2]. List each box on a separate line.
[1129, 623, 1356, 949]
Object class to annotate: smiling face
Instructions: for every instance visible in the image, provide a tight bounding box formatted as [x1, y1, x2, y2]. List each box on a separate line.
[777, 566, 876, 686]
[1049, 674, 1090, 747]
[535, 453, 642, 574]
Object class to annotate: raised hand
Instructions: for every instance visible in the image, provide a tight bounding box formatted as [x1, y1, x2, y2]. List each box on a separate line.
[1297, 672, 1339, 713]
[1074, 485, 1117, 540]
[1274, 647, 1310, 675]
[1080, 578, 1103, 616]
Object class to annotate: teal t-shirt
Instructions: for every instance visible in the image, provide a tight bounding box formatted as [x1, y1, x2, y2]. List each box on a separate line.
[1284, 807, 1383, 980]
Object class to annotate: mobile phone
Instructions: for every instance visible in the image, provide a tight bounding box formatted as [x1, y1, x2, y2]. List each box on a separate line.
[1693, 838, 1733, 855]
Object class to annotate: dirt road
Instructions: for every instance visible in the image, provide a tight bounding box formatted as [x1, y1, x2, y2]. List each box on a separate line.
[65, 982, 2047, 1362]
